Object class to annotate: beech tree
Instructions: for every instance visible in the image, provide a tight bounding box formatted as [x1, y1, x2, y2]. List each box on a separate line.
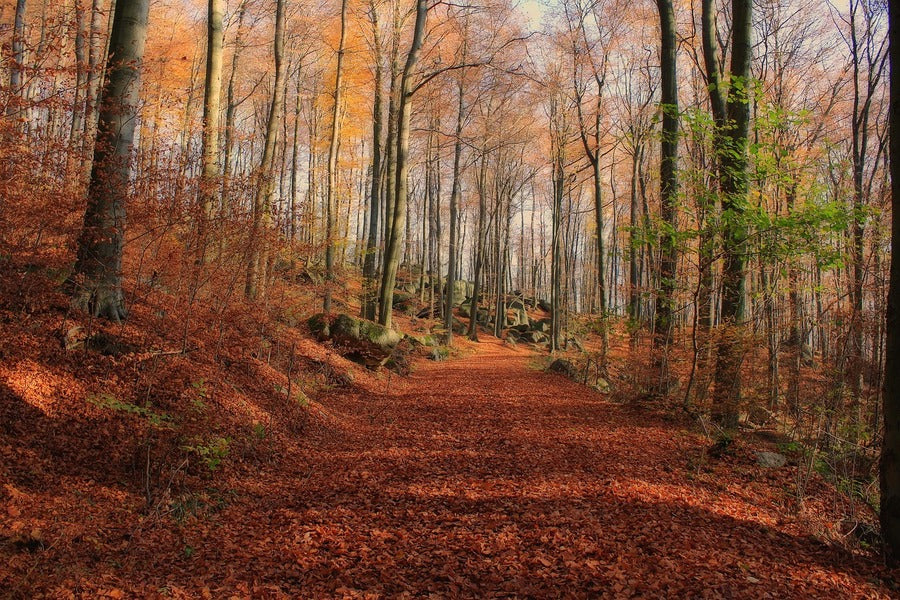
[702, 0, 753, 428]
[71, 0, 151, 322]
[653, 0, 678, 391]
[198, 0, 225, 259]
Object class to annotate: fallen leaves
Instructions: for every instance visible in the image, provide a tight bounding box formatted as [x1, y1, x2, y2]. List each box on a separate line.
[2, 333, 898, 598]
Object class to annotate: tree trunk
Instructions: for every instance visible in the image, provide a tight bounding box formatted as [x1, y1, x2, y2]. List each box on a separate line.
[7, 0, 27, 123]
[654, 0, 679, 393]
[444, 74, 465, 342]
[378, 0, 427, 329]
[362, 0, 383, 321]
[324, 0, 348, 312]
[198, 0, 225, 260]
[705, 0, 752, 429]
[71, 0, 150, 322]
[246, 0, 286, 299]
[880, 0, 900, 566]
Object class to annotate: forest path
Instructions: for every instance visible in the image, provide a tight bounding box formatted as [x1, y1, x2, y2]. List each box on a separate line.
[185, 338, 890, 598]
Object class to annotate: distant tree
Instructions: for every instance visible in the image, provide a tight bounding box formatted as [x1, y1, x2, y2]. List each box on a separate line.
[71, 0, 151, 322]
[324, 0, 349, 313]
[246, 0, 287, 299]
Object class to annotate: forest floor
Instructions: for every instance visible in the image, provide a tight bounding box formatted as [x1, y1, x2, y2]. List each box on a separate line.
[5, 325, 898, 598]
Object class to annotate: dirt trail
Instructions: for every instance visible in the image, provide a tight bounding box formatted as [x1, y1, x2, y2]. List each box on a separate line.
[14, 339, 891, 598]
[168, 339, 888, 598]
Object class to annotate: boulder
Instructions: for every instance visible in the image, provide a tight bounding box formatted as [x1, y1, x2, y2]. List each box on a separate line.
[593, 378, 611, 393]
[447, 280, 474, 306]
[429, 347, 449, 361]
[392, 290, 415, 310]
[307, 313, 402, 367]
[755, 451, 787, 468]
[410, 333, 440, 347]
[416, 306, 441, 319]
[521, 331, 549, 344]
[548, 358, 577, 378]
[507, 307, 529, 327]
[566, 337, 584, 352]
[531, 318, 551, 333]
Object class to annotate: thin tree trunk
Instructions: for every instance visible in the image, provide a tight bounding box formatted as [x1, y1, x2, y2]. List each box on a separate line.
[198, 0, 225, 261]
[324, 0, 348, 312]
[246, 0, 286, 299]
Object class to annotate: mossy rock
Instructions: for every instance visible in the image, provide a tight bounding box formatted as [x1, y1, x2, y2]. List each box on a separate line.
[548, 358, 577, 378]
[332, 313, 402, 349]
[531, 318, 551, 333]
[307, 313, 332, 339]
[411, 334, 440, 347]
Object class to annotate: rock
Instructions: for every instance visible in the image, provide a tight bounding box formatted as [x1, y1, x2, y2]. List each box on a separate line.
[548, 358, 577, 378]
[537, 299, 552, 313]
[307, 313, 332, 339]
[410, 334, 439, 347]
[520, 331, 548, 344]
[508, 307, 529, 327]
[447, 280, 474, 306]
[429, 347, 449, 361]
[308, 313, 403, 367]
[416, 306, 440, 319]
[531, 318, 551, 333]
[756, 451, 787, 468]
[392, 290, 415, 310]
[459, 304, 489, 324]
[566, 337, 584, 352]
[451, 317, 468, 335]
[592, 378, 611, 393]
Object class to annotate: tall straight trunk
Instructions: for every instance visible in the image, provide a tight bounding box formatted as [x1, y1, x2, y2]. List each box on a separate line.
[7, 0, 27, 122]
[549, 98, 565, 353]
[378, 0, 427, 329]
[289, 68, 302, 247]
[881, 0, 900, 566]
[69, 1, 88, 167]
[444, 73, 465, 341]
[71, 0, 150, 322]
[80, 0, 108, 187]
[324, 0, 348, 312]
[362, 0, 383, 321]
[380, 1, 402, 260]
[704, 0, 752, 428]
[222, 0, 248, 207]
[468, 152, 488, 341]
[198, 0, 225, 259]
[628, 142, 642, 323]
[654, 0, 679, 391]
[246, 0, 286, 299]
